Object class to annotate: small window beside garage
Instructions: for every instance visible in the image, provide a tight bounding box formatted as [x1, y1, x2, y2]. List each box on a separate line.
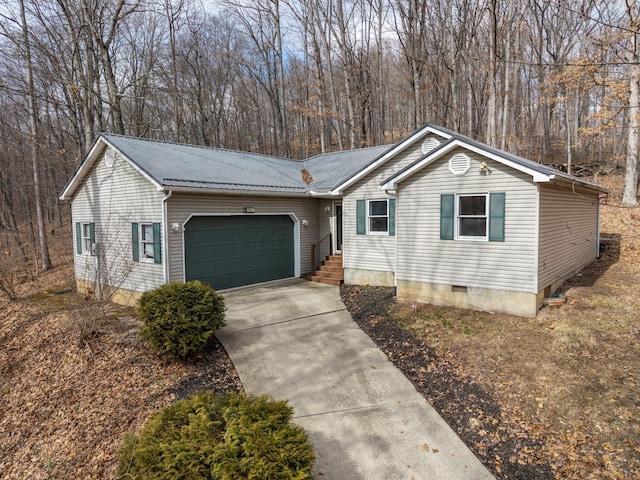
[132, 222, 162, 264]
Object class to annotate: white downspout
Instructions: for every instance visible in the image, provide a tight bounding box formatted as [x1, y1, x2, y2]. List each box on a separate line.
[162, 190, 173, 283]
[394, 190, 398, 296]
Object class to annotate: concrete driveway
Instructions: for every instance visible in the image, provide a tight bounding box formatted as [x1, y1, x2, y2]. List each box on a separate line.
[218, 278, 494, 480]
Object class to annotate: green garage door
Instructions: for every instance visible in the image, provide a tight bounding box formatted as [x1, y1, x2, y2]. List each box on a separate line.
[184, 215, 294, 290]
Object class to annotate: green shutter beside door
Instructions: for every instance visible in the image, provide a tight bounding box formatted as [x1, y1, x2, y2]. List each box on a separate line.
[388, 198, 396, 236]
[489, 192, 506, 242]
[440, 194, 455, 240]
[356, 199, 366, 235]
[132, 223, 139, 262]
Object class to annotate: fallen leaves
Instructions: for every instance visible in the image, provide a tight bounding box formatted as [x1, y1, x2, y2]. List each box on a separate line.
[0, 262, 241, 479]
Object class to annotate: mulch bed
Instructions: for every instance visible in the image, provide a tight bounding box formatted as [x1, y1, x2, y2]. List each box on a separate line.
[169, 337, 244, 399]
[340, 284, 555, 479]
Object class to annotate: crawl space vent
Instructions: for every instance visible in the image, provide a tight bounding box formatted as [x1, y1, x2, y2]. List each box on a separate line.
[448, 153, 471, 175]
[421, 137, 441, 155]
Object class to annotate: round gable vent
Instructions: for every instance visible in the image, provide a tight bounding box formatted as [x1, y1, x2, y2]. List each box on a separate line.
[421, 137, 441, 155]
[448, 153, 471, 175]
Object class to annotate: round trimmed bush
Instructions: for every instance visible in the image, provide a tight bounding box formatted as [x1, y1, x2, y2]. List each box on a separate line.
[138, 281, 226, 358]
[117, 392, 315, 479]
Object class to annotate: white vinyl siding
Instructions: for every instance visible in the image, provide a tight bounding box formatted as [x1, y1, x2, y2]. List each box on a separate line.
[397, 149, 538, 293]
[166, 194, 320, 282]
[71, 149, 165, 293]
[537, 184, 599, 290]
[343, 137, 431, 273]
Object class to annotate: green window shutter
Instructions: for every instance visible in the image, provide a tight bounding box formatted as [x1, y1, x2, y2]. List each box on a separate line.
[356, 199, 366, 235]
[153, 222, 162, 264]
[388, 198, 396, 236]
[489, 192, 506, 242]
[89, 223, 96, 255]
[440, 194, 455, 240]
[75, 222, 82, 254]
[132, 222, 139, 262]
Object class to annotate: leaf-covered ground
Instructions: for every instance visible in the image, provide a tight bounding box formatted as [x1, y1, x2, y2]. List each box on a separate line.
[0, 242, 241, 479]
[341, 175, 640, 479]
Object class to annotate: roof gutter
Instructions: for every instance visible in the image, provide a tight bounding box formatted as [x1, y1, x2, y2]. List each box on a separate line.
[160, 185, 311, 197]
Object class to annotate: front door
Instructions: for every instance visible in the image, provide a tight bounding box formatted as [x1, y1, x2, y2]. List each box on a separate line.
[334, 202, 343, 253]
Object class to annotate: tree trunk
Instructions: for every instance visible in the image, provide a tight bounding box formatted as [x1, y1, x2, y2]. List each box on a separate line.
[623, 65, 640, 205]
[486, 0, 497, 146]
[20, 0, 52, 271]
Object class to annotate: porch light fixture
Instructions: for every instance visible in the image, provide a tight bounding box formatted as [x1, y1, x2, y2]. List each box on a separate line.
[171, 222, 181, 232]
[243, 207, 255, 213]
[302, 219, 309, 227]
[324, 205, 331, 213]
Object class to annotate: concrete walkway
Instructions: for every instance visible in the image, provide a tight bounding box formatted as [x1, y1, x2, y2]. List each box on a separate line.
[218, 278, 494, 480]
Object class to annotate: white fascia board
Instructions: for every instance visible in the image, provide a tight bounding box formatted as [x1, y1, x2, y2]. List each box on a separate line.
[379, 141, 459, 190]
[59, 138, 106, 200]
[380, 138, 554, 190]
[100, 137, 164, 191]
[457, 141, 552, 183]
[163, 186, 311, 197]
[330, 125, 452, 195]
[59, 135, 163, 200]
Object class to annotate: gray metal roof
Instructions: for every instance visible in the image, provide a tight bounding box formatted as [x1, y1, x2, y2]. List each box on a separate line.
[99, 134, 393, 195]
[303, 145, 392, 193]
[62, 124, 604, 200]
[103, 134, 309, 193]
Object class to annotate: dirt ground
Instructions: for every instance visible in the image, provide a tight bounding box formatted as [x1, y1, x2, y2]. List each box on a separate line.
[0, 174, 637, 479]
[343, 175, 639, 479]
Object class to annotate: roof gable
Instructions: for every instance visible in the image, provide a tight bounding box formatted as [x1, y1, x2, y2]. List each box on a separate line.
[329, 124, 452, 194]
[380, 126, 607, 193]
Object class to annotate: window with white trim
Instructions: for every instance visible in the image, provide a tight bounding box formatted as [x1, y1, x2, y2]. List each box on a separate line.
[456, 194, 488, 240]
[81, 223, 94, 255]
[368, 199, 388, 233]
[140, 223, 155, 262]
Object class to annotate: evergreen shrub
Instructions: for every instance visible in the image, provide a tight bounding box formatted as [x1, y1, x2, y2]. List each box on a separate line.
[117, 392, 315, 479]
[138, 280, 226, 358]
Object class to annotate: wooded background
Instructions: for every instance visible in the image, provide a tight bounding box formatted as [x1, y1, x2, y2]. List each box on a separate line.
[0, 0, 638, 274]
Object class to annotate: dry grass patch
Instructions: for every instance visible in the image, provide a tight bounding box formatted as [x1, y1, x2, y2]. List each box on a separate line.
[394, 176, 640, 479]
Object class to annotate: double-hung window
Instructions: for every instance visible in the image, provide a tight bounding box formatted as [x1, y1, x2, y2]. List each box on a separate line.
[440, 192, 505, 242]
[457, 194, 488, 240]
[356, 198, 396, 236]
[76, 222, 95, 255]
[368, 199, 389, 234]
[132, 222, 162, 264]
[140, 223, 155, 262]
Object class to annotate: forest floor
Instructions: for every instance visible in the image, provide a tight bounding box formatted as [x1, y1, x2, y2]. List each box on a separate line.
[0, 232, 242, 478]
[342, 175, 639, 479]
[0, 175, 638, 479]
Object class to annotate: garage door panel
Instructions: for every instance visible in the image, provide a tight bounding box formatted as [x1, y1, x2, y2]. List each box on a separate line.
[184, 215, 294, 290]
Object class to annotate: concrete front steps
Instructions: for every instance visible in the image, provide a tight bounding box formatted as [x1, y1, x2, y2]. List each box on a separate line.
[310, 255, 344, 286]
